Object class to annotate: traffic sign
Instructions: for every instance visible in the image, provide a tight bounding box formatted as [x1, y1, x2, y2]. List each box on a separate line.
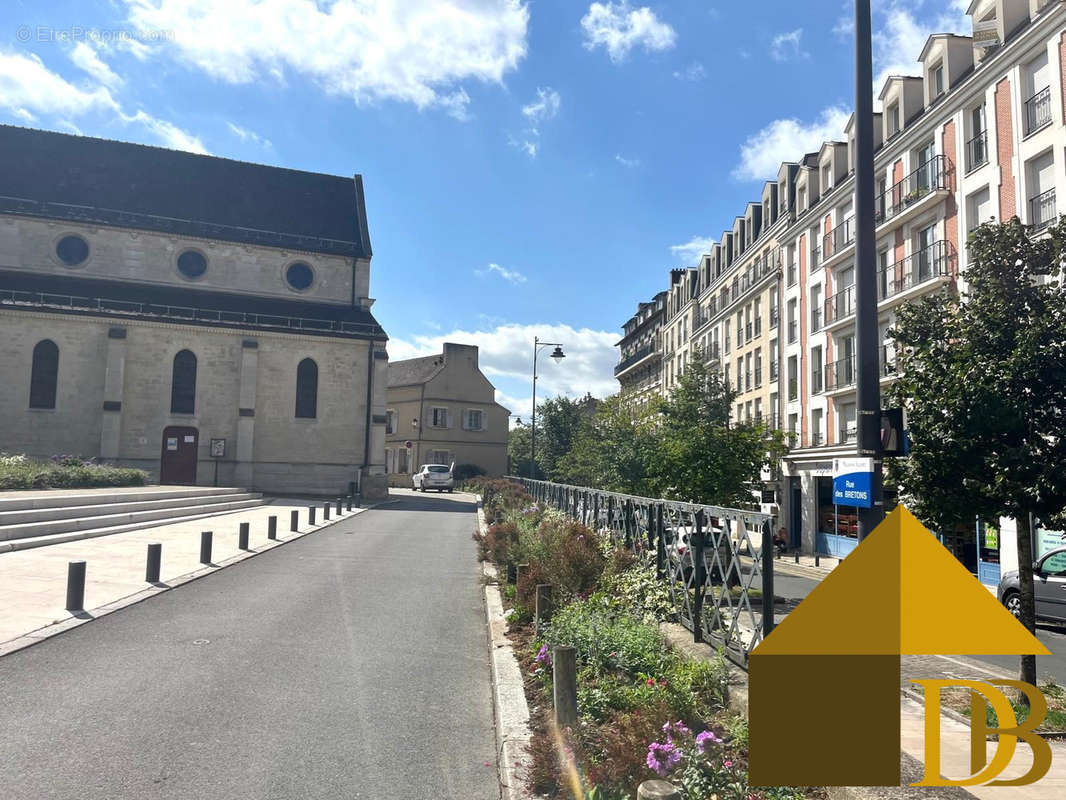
[833, 457, 874, 508]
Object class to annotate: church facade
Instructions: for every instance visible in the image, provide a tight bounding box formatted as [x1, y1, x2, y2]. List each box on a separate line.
[0, 125, 389, 498]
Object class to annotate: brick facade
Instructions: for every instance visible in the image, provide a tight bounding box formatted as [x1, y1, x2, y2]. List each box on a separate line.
[995, 76, 1017, 219]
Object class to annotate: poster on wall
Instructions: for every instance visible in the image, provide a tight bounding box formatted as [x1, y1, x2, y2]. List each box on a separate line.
[1036, 522, 1066, 559]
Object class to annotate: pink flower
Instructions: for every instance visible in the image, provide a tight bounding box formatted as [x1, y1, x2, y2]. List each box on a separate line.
[724, 759, 733, 768]
[646, 678, 656, 686]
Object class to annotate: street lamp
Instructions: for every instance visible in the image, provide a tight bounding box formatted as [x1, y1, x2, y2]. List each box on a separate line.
[530, 336, 566, 479]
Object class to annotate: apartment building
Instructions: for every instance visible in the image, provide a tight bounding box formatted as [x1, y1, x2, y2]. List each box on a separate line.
[779, 0, 1066, 570]
[615, 291, 667, 406]
[661, 267, 700, 394]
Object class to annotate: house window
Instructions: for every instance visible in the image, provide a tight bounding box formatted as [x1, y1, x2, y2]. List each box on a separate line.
[386, 410, 397, 435]
[430, 450, 451, 465]
[398, 448, 409, 473]
[431, 407, 449, 428]
[170, 349, 197, 414]
[967, 186, 992, 234]
[887, 102, 900, 137]
[787, 355, 798, 400]
[932, 63, 945, 97]
[465, 409, 484, 431]
[812, 408, 823, 446]
[285, 262, 314, 291]
[822, 163, 832, 191]
[29, 339, 59, 409]
[55, 235, 89, 267]
[177, 250, 208, 280]
[295, 358, 318, 419]
[811, 345, 823, 394]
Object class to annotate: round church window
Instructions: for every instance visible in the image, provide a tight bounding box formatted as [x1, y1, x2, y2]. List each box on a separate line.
[177, 250, 208, 280]
[286, 262, 314, 291]
[56, 235, 89, 266]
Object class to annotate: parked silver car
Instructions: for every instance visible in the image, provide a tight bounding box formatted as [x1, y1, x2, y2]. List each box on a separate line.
[413, 463, 455, 493]
[998, 546, 1066, 624]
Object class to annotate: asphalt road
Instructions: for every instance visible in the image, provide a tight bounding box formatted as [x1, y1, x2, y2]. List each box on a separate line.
[0, 492, 498, 800]
[767, 566, 1066, 684]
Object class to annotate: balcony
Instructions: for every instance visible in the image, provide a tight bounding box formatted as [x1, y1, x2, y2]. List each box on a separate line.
[877, 240, 953, 302]
[1030, 188, 1057, 232]
[614, 344, 656, 376]
[810, 246, 822, 271]
[770, 308, 780, 328]
[1025, 86, 1052, 135]
[874, 155, 949, 229]
[825, 355, 856, 392]
[822, 218, 855, 262]
[824, 285, 855, 326]
[965, 130, 988, 173]
[706, 343, 721, 363]
[810, 431, 825, 447]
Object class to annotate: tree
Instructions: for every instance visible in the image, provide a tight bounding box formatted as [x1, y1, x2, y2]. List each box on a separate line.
[653, 349, 787, 507]
[535, 395, 600, 481]
[507, 422, 543, 479]
[888, 217, 1066, 692]
[555, 395, 660, 494]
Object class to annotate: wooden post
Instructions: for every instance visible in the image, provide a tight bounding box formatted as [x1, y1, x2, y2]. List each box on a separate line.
[553, 645, 578, 726]
[535, 584, 552, 631]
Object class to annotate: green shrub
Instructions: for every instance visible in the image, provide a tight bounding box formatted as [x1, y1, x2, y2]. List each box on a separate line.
[453, 463, 486, 482]
[545, 599, 670, 677]
[0, 453, 148, 490]
[599, 553, 676, 624]
[512, 516, 605, 603]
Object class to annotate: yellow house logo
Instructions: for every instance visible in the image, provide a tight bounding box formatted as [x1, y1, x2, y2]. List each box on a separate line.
[748, 506, 1051, 787]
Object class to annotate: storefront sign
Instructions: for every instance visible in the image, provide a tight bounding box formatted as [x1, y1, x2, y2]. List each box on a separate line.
[833, 457, 874, 508]
[1036, 524, 1066, 559]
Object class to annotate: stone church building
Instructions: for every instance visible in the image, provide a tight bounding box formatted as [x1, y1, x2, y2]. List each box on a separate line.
[0, 125, 389, 498]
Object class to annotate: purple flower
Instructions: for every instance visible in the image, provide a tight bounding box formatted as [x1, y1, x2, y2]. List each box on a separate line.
[645, 742, 682, 776]
[662, 720, 691, 740]
[695, 730, 722, 754]
[535, 644, 552, 667]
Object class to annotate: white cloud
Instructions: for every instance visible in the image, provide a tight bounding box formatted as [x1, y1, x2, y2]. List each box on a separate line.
[387, 322, 622, 405]
[227, 121, 273, 149]
[0, 49, 206, 154]
[69, 42, 123, 89]
[121, 0, 529, 117]
[615, 154, 640, 168]
[580, 2, 676, 63]
[0, 50, 119, 119]
[732, 105, 851, 182]
[670, 236, 715, 266]
[475, 262, 528, 285]
[522, 86, 560, 123]
[770, 29, 808, 62]
[508, 134, 538, 158]
[673, 61, 705, 81]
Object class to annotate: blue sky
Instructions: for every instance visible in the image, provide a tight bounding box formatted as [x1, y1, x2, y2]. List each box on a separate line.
[1, 0, 970, 415]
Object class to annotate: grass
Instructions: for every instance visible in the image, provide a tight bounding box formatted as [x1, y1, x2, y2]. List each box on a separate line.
[0, 453, 148, 490]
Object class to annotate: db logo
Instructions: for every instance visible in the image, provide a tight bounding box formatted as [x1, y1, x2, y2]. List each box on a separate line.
[912, 679, 1051, 787]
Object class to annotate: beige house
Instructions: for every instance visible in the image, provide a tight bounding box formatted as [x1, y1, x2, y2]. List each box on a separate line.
[385, 343, 509, 486]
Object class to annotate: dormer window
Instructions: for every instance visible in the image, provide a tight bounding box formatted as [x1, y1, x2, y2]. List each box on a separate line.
[822, 164, 832, 191]
[887, 102, 900, 137]
[932, 63, 945, 97]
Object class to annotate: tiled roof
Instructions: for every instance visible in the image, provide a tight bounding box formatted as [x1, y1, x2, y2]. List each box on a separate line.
[387, 354, 445, 387]
[0, 125, 371, 258]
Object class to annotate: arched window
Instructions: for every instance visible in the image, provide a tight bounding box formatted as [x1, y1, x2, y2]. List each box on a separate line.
[29, 339, 59, 409]
[170, 350, 197, 414]
[295, 358, 318, 419]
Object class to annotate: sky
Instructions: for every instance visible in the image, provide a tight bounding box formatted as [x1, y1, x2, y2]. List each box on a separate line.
[1, 0, 972, 418]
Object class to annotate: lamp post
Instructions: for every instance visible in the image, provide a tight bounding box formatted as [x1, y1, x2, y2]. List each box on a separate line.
[853, 0, 885, 539]
[530, 337, 566, 479]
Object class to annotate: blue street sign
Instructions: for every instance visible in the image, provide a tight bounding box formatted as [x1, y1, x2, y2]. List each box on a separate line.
[833, 457, 874, 508]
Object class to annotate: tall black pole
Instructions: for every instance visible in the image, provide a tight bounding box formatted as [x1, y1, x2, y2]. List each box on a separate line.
[530, 337, 538, 479]
[854, 0, 885, 540]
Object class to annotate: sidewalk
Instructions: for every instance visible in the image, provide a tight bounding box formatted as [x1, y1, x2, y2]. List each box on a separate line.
[0, 498, 364, 654]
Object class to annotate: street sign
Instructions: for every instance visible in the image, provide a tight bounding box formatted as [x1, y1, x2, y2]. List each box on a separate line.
[210, 438, 226, 458]
[404, 440, 413, 449]
[833, 457, 874, 508]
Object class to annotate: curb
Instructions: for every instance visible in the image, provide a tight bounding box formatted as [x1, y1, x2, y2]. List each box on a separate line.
[0, 504, 372, 659]
[478, 501, 540, 800]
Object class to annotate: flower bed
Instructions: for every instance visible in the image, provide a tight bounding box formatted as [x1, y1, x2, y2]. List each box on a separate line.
[0, 453, 149, 490]
[474, 479, 821, 800]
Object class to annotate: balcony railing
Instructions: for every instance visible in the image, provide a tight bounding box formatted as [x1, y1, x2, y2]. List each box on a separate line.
[810, 431, 825, 447]
[770, 308, 780, 328]
[825, 355, 856, 391]
[877, 240, 953, 300]
[810, 246, 822, 270]
[787, 262, 797, 286]
[965, 130, 988, 172]
[811, 306, 822, 332]
[1030, 188, 1057, 232]
[823, 218, 855, 261]
[811, 367, 824, 394]
[824, 285, 855, 325]
[787, 320, 797, 343]
[770, 361, 779, 381]
[1025, 86, 1052, 135]
[755, 316, 762, 337]
[706, 343, 721, 362]
[746, 322, 753, 341]
[614, 344, 656, 375]
[754, 367, 762, 387]
[874, 155, 949, 225]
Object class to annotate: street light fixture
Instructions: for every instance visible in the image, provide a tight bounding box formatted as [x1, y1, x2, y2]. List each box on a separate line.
[530, 336, 566, 479]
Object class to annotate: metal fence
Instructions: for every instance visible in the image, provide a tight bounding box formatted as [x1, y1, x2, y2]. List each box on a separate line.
[510, 477, 776, 667]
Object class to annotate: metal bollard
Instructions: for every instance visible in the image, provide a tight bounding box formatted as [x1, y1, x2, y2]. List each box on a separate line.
[336, 497, 343, 515]
[309, 506, 316, 526]
[200, 531, 213, 565]
[346, 496, 353, 512]
[145, 543, 162, 583]
[795, 550, 800, 564]
[268, 515, 277, 540]
[535, 584, 553, 631]
[65, 561, 86, 612]
[552, 645, 578, 726]
[239, 521, 250, 550]
[815, 553, 820, 567]
[324, 502, 331, 521]
[290, 510, 299, 532]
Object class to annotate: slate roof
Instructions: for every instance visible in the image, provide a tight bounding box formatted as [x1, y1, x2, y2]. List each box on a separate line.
[0, 125, 371, 259]
[387, 354, 446, 387]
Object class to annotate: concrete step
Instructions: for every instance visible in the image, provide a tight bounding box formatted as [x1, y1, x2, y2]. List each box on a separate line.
[0, 497, 266, 542]
[0, 492, 263, 526]
[0, 502, 279, 554]
[0, 486, 247, 513]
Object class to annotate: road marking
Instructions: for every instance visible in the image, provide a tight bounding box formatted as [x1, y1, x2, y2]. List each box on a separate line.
[932, 653, 1009, 678]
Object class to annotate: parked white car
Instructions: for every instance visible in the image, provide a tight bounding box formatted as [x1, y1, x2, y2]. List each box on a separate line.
[413, 463, 455, 492]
